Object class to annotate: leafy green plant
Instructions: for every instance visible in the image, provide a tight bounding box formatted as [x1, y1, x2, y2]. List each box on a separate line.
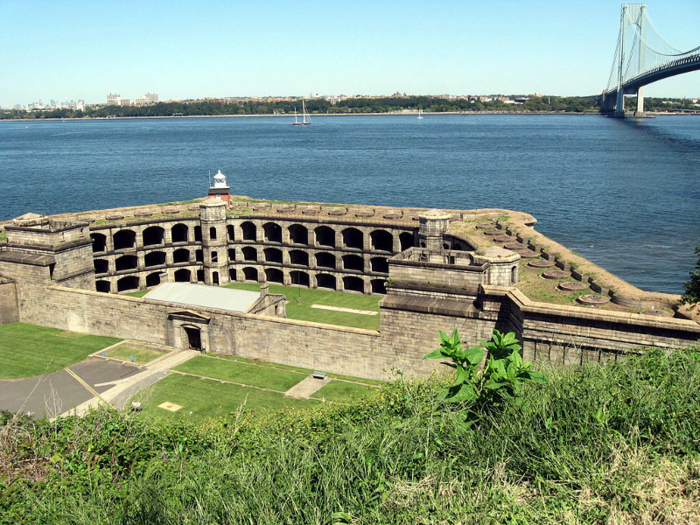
[424, 329, 546, 410]
[681, 246, 700, 307]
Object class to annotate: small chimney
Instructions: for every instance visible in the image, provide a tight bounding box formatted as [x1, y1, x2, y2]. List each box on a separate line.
[261, 283, 269, 297]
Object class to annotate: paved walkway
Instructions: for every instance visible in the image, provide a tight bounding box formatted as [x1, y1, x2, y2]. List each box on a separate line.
[284, 376, 328, 399]
[310, 304, 378, 316]
[0, 348, 199, 420]
[61, 349, 199, 417]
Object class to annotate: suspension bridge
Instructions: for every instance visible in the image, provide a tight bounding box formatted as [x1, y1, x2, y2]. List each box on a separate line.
[597, 3, 700, 117]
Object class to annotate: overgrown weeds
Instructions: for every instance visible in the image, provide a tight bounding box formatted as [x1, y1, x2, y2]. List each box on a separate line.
[1, 348, 700, 524]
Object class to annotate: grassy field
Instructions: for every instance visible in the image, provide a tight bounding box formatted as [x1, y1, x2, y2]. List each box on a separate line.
[104, 343, 165, 364]
[132, 373, 317, 420]
[173, 355, 307, 391]
[224, 282, 381, 330]
[314, 380, 378, 402]
[0, 323, 121, 379]
[123, 290, 149, 298]
[5, 348, 700, 524]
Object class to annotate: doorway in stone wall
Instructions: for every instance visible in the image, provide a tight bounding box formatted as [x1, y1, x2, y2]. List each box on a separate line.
[183, 326, 202, 350]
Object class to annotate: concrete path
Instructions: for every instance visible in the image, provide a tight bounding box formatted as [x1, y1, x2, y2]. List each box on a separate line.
[284, 376, 328, 399]
[0, 358, 143, 419]
[60, 349, 200, 417]
[310, 304, 378, 316]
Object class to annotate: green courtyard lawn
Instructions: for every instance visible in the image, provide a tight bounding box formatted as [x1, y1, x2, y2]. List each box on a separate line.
[132, 373, 317, 421]
[173, 355, 307, 391]
[104, 343, 165, 364]
[0, 323, 121, 379]
[313, 380, 379, 402]
[224, 283, 381, 330]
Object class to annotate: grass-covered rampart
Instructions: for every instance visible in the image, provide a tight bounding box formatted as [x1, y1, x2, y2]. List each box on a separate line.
[2, 347, 700, 524]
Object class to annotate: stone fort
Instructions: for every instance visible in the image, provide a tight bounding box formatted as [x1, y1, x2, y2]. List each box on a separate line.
[1, 173, 698, 380]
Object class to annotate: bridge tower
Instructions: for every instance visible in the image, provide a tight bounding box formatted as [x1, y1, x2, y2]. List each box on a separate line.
[615, 3, 647, 117]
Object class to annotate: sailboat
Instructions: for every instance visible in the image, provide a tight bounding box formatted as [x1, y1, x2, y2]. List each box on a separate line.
[292, 100, 311, 126]
[417, 108, 424, 120]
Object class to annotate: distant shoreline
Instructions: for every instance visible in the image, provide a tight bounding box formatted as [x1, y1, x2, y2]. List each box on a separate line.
[1, 111, 697, 122]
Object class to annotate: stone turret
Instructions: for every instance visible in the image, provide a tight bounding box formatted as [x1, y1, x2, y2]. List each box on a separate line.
[418, 209, 450, 252]
[471, 246, 520, 286]
[199, 199, 228, 286]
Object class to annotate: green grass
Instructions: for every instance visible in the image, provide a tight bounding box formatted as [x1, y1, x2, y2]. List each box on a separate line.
[0, 323, 121, 379]
[314, 380, 378, 402]
[124, 290, 149, 298]
[6, 348, 700, 523]
[104, 344, 165, 364]
[224, 282, 381, 330]
[173, 355, 306, 391]
[133, 373, 317, 421]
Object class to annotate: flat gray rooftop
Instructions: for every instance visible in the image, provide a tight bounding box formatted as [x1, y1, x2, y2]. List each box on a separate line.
[145, 282, 261, 313]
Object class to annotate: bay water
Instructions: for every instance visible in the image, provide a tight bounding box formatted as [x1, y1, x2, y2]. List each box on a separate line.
[1, 114, 698, 294]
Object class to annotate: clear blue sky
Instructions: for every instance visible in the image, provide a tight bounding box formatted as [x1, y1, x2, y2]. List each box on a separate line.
[2, 0, 698, 106]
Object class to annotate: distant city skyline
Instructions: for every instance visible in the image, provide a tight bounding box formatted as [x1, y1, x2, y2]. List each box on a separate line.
[2, 0, 699, 108]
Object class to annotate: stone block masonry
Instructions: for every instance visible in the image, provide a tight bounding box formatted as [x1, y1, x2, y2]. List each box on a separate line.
[2, 200, 700, 382]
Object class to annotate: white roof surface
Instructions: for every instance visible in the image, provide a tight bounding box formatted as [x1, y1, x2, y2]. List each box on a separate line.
[145, 282, 260, 313]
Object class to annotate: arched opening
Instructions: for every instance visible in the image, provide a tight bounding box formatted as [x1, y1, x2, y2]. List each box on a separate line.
[212, 271, 219, 285]
[371, 230, 393, 252]
[229, 269, 237, 281]
[174, 269, 191, 282]
[173, 248, 190, 263]
[511, 266, 517, 285]
[289, 224, 308, 245]
[117, 276, 139, 292]
[96, 280, 111, 293]
[263, 222, 282, 243]
[91, 233, 107, 252]
[265, 268, 284, 283]
[143, 226, 164, 246]
[343, 276, 364, 293]
[342, 254, 364, 272]
[211, 251, 218, 263]
[113, 229, 136, 250]
[196, 269, 205, 282]
[172, 223, 188, 243]
[290, 250, 309, 267]
[241, 221, 256, 241]
[243, 267, 259, 282]
[370, 257, 389, 274]
[316, 273, 336, 290]
[371, 279, 387, 294]
[315, 252, 336, 269]
[264, 248, 283, 264]
[209, 227, 218, 240]
[342, 228, 363, 250]
[195, 249, 203, 262]
[183, 326, 202, 351]
[290, 271, 310, 287]
[194, 226, 202, 242]
[227, 224, 235, 242]
[228, 249, 236, 262]
[146, 272, 161, 288]
[315, 226, 335, 248]
[94, 259, 108, 274]
[115, 255, 138, 271]
[145, 251, 166, 268]
[400, 232, 414, 252]
[242, 247, 257, 262]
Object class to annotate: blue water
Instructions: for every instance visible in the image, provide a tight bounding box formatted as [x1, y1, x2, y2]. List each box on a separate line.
[1, 114, 699, 294]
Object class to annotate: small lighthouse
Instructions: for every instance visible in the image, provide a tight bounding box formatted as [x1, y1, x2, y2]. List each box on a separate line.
[208, 169, 231, 206]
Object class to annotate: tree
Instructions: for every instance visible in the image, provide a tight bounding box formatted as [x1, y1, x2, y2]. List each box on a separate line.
[682, 247, 700, 306]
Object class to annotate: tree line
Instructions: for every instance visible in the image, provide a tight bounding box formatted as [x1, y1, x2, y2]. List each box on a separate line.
[1, 95, 696, 120]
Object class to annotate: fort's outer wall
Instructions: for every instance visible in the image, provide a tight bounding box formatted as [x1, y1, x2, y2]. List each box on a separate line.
[12, 284, 443, 380]
[0, 280, 19, 324]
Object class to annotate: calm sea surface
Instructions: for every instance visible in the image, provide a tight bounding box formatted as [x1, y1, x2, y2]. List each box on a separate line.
[1, 115, 699, 294]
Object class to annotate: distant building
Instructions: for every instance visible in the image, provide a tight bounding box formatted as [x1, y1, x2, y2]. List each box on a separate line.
[107, 93, 121, 106]
[145, 93, 158, 103]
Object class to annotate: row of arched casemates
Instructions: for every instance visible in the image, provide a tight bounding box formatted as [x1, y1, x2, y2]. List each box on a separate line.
[91, 203, 418, 296]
